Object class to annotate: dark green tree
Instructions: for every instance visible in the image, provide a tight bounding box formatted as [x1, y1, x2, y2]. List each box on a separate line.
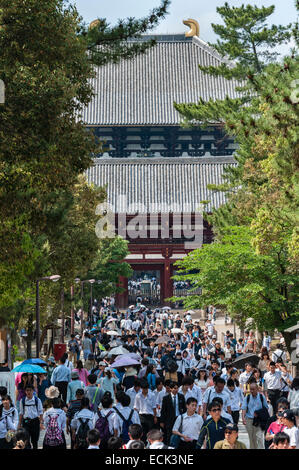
[81, 0, 171, 66]
[0, 0, 170, 313]
[171, 4, 299, 355]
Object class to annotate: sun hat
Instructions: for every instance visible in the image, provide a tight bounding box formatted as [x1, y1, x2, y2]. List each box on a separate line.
[45, 386, 60, 399]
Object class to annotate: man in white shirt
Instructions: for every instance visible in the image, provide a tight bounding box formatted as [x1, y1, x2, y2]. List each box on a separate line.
[264, 362, 283, 413]
[126, 379, 141, 408]
[188, 378, 203, 414]
[203, 377, 232, 419]
[172, 397, 204, 450]
[134, 380, 157, 443]
[123, 318, 133, 331]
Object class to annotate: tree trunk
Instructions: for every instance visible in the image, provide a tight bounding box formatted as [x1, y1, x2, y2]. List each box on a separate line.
[26, 314, 33, 358]
[40, 326, 49, 353]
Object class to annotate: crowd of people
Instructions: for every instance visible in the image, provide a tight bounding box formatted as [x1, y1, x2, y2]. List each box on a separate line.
[0, 302, 298, 451]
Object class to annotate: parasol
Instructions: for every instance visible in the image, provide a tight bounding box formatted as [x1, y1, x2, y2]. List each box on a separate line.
[108, 346, 130, 356]
[171, 328, 184, 334]
[155, 335, 171, 345]
[11, 364, 46, 373]
[231, 353, 260, 369]
[110, 357, 141, 368]
[21, 358, 47, 367]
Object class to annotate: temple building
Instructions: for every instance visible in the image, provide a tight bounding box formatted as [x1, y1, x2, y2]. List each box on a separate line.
[83, 20, 238, 307]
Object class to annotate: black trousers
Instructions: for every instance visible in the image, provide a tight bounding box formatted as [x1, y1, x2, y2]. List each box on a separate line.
[267, 389, 281, 414]
[0, 438, 13, 449]
[231, 410, 240, 425]
[140, 414, 155, 443]
[23, 417, 40, 449]
[55, 381, 68, 404]
[178, 440, 197, 450]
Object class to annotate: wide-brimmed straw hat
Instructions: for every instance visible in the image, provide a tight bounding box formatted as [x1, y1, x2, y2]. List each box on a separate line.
[45, 386, 60, 399]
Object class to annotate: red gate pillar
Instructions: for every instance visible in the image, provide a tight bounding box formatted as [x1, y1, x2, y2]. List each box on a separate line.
[163, 260, 172, 305]
[116, 276, 128, 309]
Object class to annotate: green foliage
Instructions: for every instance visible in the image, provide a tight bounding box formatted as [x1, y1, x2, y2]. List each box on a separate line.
[203, 3, 291, 77]
[81, 0, 171, 66]
[171, 227, 298, 332]
[86, 236, 133, 299]
[0, 0, 170, 326]
[173, 4, 299, 337]
[174, 2, 292, 126]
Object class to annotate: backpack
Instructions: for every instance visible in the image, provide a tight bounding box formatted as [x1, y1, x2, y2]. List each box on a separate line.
[76, 418, 90, 449]
[166, 358, 178, 373]
[113, 407, 134, 444]
[44, 414, 64, 447]
[95, 409, 114, 442]
[21, 396, 39, 414]
[88, 387, 100, 412]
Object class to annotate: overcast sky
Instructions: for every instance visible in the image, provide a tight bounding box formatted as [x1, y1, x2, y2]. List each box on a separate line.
[73, 0, 297, 40]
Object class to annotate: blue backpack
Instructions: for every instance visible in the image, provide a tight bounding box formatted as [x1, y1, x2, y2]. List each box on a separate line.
[113, 407, 134, 444]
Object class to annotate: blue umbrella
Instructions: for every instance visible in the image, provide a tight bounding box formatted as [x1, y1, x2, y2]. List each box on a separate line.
[11, 364, 46, 373]
[21, 358, 47, 366]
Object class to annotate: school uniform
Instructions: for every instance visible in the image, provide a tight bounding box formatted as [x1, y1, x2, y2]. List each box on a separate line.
[134, 391, 156, 442]
[0, 406, 18, 449]
[19, 396, 43, 449]
[172, 412, 204, 450]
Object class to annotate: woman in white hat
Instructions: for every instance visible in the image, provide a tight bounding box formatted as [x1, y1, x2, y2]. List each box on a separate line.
[43, 396, 67, 449]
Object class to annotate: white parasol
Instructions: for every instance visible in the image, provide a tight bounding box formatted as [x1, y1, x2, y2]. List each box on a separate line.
[171, 328, 184, 334]
[106, 330, 121, 336]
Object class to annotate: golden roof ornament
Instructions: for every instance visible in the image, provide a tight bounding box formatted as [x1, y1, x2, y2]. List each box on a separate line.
[183, 19, 200, 37]
[89, 19, 100, 30]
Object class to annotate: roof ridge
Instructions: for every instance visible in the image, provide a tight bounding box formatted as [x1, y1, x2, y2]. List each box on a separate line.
[92, 157, 236, 165]
[192, 36, 235, 67]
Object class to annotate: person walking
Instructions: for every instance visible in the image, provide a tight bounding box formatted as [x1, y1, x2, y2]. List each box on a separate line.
[0, 395, 18, 449]
[160, 381, 186, 445]
[43, 397, 67, 449]
[172, 397, 203, 450]
[66, 371, 85, 405]
[18, 385, 44, 449]
[51, 356, 71, 404]
[264, 362, 284, 414]
[196, 401, 230, 449]
[134, 380, 157, 444]
[241, 382, 269, 449]
[68, 334, 80, 366]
